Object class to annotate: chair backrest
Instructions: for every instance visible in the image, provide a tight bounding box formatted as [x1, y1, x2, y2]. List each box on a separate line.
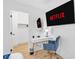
[9, 53, 23, 59]
[55, 36, 60, 50]
[56, 36, 60, 43]
[48, 40, 55, 44]
[48, 36, 60, 44]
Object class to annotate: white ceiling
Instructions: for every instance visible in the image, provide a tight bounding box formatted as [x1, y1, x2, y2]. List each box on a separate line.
[15, 0, 70, 12]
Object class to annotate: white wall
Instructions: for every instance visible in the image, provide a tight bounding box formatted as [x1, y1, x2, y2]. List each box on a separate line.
[4, 0, 75, 59]
[16, 0, 70, 12]
[48, 24, 75, 59]
[3, 0, 45, 54]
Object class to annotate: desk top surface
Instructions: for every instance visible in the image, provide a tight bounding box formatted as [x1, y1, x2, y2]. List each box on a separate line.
[32, 35, 59, 43]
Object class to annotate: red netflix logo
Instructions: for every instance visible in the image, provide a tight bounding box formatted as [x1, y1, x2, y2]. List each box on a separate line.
[50, 12, 64, 21]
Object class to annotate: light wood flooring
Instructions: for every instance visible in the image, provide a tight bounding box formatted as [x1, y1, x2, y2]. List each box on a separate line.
[12, 43, 64, 59]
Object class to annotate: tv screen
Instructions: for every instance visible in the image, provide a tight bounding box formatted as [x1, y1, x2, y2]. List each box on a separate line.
[37, 18, 42, 28]
[46, 0, 75, 26]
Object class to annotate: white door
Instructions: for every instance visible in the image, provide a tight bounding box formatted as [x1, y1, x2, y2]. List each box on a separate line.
[10, 10, 29, 46]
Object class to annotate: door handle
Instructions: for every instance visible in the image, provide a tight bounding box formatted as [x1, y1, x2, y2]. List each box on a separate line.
[10, 32, 15, 35]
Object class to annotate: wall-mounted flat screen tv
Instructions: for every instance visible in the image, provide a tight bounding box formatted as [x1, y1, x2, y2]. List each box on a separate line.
[46, 0, 75, 26]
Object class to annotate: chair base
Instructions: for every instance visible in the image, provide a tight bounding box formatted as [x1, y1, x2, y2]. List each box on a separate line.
[48, 52, 61, 59]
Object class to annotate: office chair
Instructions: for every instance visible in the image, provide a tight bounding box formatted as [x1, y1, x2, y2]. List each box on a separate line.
[3, 54, 11, 59]
[43, 36, 60, 59]
[3, 53, 23, 59]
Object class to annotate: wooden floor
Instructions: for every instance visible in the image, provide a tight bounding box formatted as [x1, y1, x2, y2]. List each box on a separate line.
[12, 43, 64, 59]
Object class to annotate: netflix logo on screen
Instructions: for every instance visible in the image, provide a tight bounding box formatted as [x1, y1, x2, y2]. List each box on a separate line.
[46, 0, 75, 26]
[50, 12, 64, 21]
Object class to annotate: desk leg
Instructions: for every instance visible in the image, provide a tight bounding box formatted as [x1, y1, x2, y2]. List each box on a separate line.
[33, 43, 34, 50]
[30, 43, 34, 55]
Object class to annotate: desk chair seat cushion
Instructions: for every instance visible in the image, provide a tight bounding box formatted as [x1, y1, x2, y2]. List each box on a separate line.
[3, 54, 11, 59]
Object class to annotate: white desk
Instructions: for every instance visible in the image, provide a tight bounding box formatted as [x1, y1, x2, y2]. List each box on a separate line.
[32, 35, 58, 43]
[32, 35, 59, 50]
